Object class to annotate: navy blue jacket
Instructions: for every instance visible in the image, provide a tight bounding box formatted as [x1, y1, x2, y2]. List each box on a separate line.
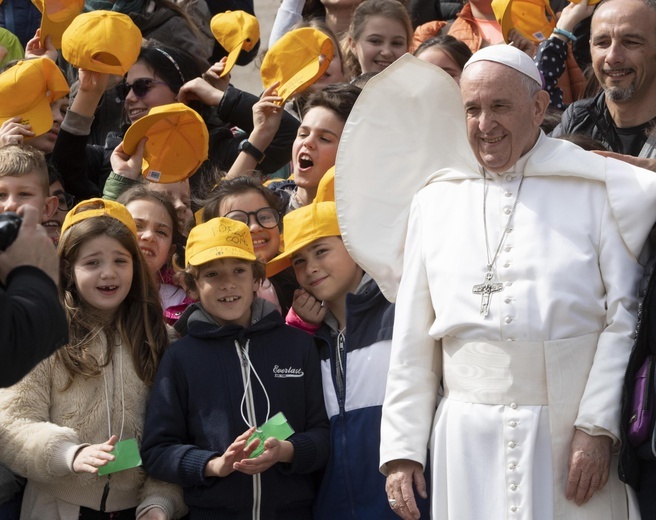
[312, 277, 430, 519]
[141, 301, 329, 520]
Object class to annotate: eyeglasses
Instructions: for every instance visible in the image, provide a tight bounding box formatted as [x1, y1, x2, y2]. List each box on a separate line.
[117, 78, 169, 100]
[224, 208, 280, 229]
[54, 191, 75, 212]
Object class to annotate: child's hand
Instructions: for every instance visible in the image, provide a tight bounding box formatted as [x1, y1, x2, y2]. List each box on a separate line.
[292, 289, 327, 325]
[205, 427, 258, 477]
[252, 82, 284, 139]
[0, 117, 34, 147]
[201, 57, 230, 93]
[25, 29, 58, 62]
[72, 435, 118, 474]
[78, 69, 110, 97]
[233, 438, 294, 475]
[110, 137, 147, 180]
[177, 76, 225, 107]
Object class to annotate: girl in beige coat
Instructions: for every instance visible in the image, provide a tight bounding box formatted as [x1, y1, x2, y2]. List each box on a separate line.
[0, 199, 186, 520]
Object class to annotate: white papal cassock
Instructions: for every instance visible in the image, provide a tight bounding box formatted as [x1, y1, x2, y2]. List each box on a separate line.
[333, 56, 656, 520]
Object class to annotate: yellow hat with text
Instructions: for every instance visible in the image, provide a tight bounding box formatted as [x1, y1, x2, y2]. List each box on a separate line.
[31, 0, 85, 49]
[266, 201, 340, 277]
[123, 103, 209, 184]
[62, 11, 142, 75]
[0, 58, 70, 138]
[491, 0, 556, 43]
[210, 10, 260, 78]
[61, 198, 137, 236]
[186, 217, 256, 267]
[260, 27, 334, 103]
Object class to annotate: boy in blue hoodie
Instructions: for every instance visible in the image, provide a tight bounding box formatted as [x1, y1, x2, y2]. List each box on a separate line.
[267, 202, 430, 519]
[141, 217, 329, 519]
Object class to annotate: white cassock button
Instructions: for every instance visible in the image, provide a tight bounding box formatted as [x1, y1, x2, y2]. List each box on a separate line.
[509, 421, 517, 427]
[507, 338, 514, 342]
[503, 262, 510, 268]
[504, 207, 512, 215]
[511, 506, 518, 512]
[505, 316, 513, 324]
[505, 281, 513, 287]
[510, 483, 518, 491]
[508, 463, 516, 470]
[510, 402, 518, 409]
[505, 297, 512, 304]
[505, 191, 512, 197]
[505, 175, 513, 182]
[508, 441, 516, 448]
[504, 245, 512, 252]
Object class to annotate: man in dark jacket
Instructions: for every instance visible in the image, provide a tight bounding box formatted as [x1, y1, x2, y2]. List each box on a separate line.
[552, 0, 656, 162]
[0, 204, 68, 387]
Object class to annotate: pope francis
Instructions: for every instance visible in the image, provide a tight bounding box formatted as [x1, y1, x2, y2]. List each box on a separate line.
[334, 46, 656, 520]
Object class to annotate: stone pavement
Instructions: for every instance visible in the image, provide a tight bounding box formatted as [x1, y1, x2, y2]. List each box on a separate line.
[229, 0, 280, 95]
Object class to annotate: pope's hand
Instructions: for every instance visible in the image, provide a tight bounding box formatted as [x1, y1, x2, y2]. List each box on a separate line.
[385, 459, 427, 519]
[565, 429, 612, 505]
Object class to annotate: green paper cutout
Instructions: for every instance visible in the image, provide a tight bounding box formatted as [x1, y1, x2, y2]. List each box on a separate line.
[97, 438, 142, 476]
[247, 412, 295, 459]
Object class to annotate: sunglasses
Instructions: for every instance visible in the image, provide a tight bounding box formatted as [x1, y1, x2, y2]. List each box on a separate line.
[117, 78, 169, 100]
[224, 208, 281, 229]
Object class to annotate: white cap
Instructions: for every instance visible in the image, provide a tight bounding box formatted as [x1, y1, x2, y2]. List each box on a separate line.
[464, 44, 542, 87]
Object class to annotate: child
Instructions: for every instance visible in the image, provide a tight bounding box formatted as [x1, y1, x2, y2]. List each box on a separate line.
[140, 217, 330, 519]
[118, 185, 188, 313]
[0, 145, 57, 223]
[267, 201, 431, 519]
[0, 198, 185, 519]
[199, 175, 298, 314]
[228, 83, 361, 213]
[345, 0, 413, 77]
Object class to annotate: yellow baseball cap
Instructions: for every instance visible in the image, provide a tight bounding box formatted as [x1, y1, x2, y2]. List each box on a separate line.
[0, 58, 70, 138]
[260, 28, 334, 104]
[31, 0, 84, 49]
[266, 201, 340, 277]
[61, 198, 137, 236]
[491, 0, 556, 43]
[123, 103, 209, 184]
[210, 10, 260, 78]
[313, 166, 335, 203]
[186, 217, 256, 267]
[61, 11, 142, 75]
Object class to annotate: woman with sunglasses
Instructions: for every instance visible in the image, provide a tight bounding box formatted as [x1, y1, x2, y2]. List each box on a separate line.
[50, 41, 299, 204]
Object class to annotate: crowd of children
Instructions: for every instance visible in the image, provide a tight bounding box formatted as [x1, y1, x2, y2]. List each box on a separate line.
[0, 0, 610, 518]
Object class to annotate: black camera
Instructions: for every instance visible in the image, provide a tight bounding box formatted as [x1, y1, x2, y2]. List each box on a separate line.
[0, 212, 22, 251]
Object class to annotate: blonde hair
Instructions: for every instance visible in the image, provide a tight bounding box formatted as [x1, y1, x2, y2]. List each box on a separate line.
[344, 0, 413, 77]
[57, 208, 167, 388]
[0, 144, 49, 196]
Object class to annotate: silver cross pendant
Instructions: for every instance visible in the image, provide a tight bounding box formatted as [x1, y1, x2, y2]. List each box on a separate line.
[472, 271, 504, 317]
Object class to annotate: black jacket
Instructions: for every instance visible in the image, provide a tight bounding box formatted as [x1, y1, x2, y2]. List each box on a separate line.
[551, 90, 656, 156]
[0, 266, 68, 387]
[141, 300, 329, 519]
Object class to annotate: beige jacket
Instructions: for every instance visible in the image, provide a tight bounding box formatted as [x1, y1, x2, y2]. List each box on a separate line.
[0, 332, 185, 519]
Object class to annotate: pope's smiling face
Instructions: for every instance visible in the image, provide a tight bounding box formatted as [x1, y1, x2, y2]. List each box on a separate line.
[460, 61, 549, 174]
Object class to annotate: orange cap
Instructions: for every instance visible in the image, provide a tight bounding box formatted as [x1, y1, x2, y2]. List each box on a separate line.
[210, 10, 260, 78]
[123, 103, 209, 184]
[0, 58, 70, 138]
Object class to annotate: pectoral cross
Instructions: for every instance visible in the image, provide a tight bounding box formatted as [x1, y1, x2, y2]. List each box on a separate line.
[472, 271, 503, 318]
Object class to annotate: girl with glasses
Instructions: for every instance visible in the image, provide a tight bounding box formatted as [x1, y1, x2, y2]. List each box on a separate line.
[197, 176, 298, 316]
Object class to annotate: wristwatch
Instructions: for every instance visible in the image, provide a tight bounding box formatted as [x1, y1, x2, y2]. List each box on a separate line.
[238, 139, 265, 164]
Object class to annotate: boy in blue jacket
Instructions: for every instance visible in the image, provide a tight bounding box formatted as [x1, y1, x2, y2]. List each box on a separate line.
[141, 217, 329, 519]
[267, 202, 430, 519]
